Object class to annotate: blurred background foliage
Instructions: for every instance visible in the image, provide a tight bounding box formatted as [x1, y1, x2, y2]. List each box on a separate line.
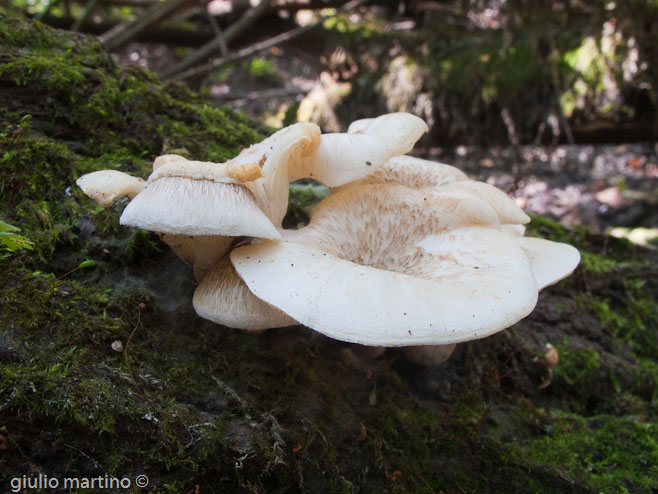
[9, 0, 657, 147]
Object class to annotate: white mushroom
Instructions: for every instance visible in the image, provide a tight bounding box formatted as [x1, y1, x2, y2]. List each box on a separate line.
[193, 254, 296, 331]
[513, 236, 581, 290]
[289, 113, 429, 188]
[157, 233, 196, 264]
[76, 170, 145, 208]
[336, 155, 530, 225]
[120, 177, 277, 238]
[228, 184, 539, 347]
[119, 166, 281, 280]
[81, 115, 427, 281]
[240, 113, 428, 227]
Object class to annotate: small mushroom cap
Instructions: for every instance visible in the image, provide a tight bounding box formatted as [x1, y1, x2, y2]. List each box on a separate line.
[445, 181, 529, 225]
[76, 170, 145, 207]
[230, 185, 538, 346]
[193, 255, 297, 331]
[120, 177, 280, 238]
[514, 236, 581, 290]
[295, 113, 429, 187]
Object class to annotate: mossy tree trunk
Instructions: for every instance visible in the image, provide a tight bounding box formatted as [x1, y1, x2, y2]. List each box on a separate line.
[1, 8, 658, 493]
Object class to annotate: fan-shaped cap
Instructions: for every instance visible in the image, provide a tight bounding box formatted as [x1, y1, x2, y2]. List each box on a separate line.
[514, 236, 581, 290]
[230, 184, 538, 346]
[76, 170, 145, 208]
[291, 113, 429, 187]
[120, 178, 280, 238]
[193, 254, 297, 331]
[499, 225, 580, 289]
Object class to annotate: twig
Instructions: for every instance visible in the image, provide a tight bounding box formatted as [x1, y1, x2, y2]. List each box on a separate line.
[549, 36, 575, 145]
[71, 0, 101, 31]
[99, 0, 190, 52]
[64, 443, 105, 472]
[219, 86, 308, 103]
[501, 106, 523, 192]
[124, 302, 147, 390]
[160, 0, 272, 80]
[168, 0, 368, 82]
[205, 1, 228, 56]
[100, 0, 158, 6]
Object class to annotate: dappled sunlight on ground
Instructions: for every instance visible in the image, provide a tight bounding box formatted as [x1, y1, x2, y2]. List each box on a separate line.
[426, 143, 658, 236]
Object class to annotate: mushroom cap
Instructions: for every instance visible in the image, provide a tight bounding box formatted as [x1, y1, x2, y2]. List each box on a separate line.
[150, 159, 263, 183]
[334, 155, 468, 190]
[501, 224, 526, 236]
[293, 113, 429, 187]
[242, 122, 321, 225]
[76, 170, 145, 208]
[337, 155, 529, 225]
[120, 177, 280, 238]
[230, 184, 538, 346]
[514, 236, 581, 290]
[193, 254, 297, 331]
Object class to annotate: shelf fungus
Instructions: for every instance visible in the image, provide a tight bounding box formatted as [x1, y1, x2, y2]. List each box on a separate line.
[77, 113, 580, 365]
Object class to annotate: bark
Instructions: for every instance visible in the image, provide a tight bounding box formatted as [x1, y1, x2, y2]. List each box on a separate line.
[99, 0, 193, 51]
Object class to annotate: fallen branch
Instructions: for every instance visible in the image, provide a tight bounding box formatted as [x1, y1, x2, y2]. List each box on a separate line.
[71, 0, 101, 31]
[159, 0, 271, 79]
[167, 0, 368, 82]
[99, 0, 192, 51]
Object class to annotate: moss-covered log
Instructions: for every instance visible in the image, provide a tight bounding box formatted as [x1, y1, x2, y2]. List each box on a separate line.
[1, 8, 658, 493]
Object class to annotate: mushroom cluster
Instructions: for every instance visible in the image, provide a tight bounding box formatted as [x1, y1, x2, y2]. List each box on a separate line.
[77, 113, 580, 364]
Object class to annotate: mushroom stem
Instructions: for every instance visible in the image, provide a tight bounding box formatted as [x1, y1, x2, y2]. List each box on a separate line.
[401, 344, 457, 366]
[158, 233, 195, 264]
[193, 236, 233, 282]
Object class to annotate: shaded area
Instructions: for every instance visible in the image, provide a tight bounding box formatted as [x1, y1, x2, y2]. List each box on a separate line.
[1, 8, 658, 494]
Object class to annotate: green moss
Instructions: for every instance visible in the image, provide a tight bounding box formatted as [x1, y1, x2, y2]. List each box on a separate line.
[282, 181, 330, 228]
[552, 345, 602, 404]
[515, 413, 658, 493]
